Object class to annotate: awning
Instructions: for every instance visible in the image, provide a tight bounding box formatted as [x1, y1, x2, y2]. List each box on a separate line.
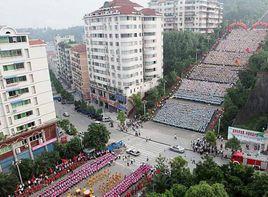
[10, 99, 23, 104]
[4, 75, 17, 79]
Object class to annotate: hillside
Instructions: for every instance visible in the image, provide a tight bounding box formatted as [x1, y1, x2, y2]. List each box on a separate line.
[235, 72, 268, 131]
[18, 26, 84, 42]
[221, 0, 268, 25]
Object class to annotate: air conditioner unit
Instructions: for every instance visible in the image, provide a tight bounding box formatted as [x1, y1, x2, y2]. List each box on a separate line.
[38, 139, 43, 144]
[16, 147, 21, 154]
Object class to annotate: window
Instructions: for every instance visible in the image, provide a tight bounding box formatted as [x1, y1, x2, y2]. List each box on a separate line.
[0, 49, 22, 58]
[14, 110, 33, 120]
[6, 75, 27, 84]
[8, 87, 29, 97]
[11, 99, 31, 108]
[17, 121, 35, 132]
[3, 63, 24, 71]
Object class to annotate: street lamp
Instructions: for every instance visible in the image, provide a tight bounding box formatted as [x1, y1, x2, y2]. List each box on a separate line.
[13, 160, 23, 185]
[217, 115, 222, 135]
[143, 100, 147, 117]
[163, 79, 167, 96]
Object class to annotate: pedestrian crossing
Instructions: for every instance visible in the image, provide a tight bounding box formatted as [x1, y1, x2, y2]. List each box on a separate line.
[115, 135, 169, 169]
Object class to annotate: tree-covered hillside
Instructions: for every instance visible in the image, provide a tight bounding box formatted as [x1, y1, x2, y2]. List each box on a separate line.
[18, 26, 84, 42]
[222, 0, 268, 25]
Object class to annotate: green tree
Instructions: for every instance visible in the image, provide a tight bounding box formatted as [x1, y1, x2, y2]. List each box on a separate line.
[247, 172, 268, 197]
[54, 142, 67, 158]
[117, 110, 126, 126]
[170, 156, 193, 187]
[132, 94, 144, 115]
[11, 159, 35, 181]
[0, 172, 18, 196]
[193, 156, 224, 185]
[205, 131, 217, 146]
[225, 137, 241, 151]
[83, 123, 110, 150]
[185, 182, 216, 197]
[34, 151, 60, 175]
[96, 108, 103, 116]
[221, 162, 254, 196]
[211, 183, 229, 197]
[148, 155, 171, 193]
[169, 184, 187, 197]
[66, 137, 82, 159]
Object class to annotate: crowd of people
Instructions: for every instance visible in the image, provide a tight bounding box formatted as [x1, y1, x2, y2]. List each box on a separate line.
[191, 137, 225, 158]
[153, 100, 215, 133]
[16, 153, 88, 196]
[203, 50, 251, 66]
[174, 79, 232, 105]
[216, 29, 267, 53]
[154, 27, 268, 133]
[188, 64, 240, 84]
[103, 164, 152, 197]
[40, 153, 117, 197]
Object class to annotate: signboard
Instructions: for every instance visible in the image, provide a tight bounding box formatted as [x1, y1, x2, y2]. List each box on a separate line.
[0, 146, 12, 155]
[32, 138, 57, 151]
[228, 127, 266, 144]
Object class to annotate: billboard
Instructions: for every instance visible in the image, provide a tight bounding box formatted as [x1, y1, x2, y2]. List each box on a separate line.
[228, 127, 266, 144]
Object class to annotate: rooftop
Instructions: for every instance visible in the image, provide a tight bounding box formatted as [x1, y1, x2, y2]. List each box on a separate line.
[29, 39, 46, 46]
[88, 0, 160, 16]
[71, 44, 87, 53]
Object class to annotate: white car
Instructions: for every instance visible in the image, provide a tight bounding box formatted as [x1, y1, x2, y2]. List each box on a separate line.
[126, 148, 141, 156]
[170, 145, 185, 153]
[63, 112, 70, 117]
[102, 116, 112, 122]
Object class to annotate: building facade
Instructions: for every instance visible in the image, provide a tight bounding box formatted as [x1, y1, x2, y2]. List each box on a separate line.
[84, 0, 163, 112]
[54, 35, 75, 86]
[0, 26, 57, 172]
[148, 0, 223, 33]
[71, 44, 90, 100]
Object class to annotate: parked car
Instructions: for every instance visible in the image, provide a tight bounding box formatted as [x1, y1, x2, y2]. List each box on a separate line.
[102, 116, 111, 122]
[170, 145, 185, 153]
[63, 112, 70, 117]
[126, 148, 141, 156]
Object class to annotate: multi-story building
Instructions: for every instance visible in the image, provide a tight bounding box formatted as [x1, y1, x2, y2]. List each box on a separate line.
[149, 0, 223, 33]
[0, 26, 57, 172]
[71, 44, 90, 100]
[54, 35, 75, 83]
[84, 0, 163, 112]
[56, 41, 77, 89]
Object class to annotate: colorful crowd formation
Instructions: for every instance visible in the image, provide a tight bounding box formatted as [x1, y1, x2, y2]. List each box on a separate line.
[154, 100, 215, 133]
[154, 28, 267, 132]
[39, 153, 116, 197]
[103, 164, 152, 197]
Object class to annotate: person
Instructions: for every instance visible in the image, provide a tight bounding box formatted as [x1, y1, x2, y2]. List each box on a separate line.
[146, 156, 149, 162]
[174, 134, 177, 140]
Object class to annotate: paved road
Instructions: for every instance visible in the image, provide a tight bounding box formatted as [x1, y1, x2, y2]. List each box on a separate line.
[54, 102, 228, 170]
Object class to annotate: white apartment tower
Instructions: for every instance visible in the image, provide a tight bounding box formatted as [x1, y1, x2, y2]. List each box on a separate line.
[0, 26, 57, 172]
[84, 0, 163, 112]
[149, 0, 223, 33]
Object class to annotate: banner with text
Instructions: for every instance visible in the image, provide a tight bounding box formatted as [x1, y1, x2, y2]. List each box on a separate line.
[228, 127, 266, 144]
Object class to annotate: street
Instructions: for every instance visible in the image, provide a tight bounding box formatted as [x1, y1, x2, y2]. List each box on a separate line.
[54, 101, 228, 171]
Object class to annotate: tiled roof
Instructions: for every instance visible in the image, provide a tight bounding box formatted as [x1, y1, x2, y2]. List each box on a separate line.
[140, 8, 159, 16]
[29, 39, 45, 45]
[90, 0, 159, 16]
[72, 44, 86, 53]
[109, 0, 142, 7]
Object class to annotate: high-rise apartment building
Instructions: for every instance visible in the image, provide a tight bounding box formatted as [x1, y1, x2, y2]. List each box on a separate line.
[148, 0, 223, 33]
[71, 44, 90, 100]
[54, 35, 75, 83]
[84, 0, 163, 112]
[0, 26, 57, 172]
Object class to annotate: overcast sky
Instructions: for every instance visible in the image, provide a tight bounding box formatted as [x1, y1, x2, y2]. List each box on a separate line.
[0, 0, 147, 29]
